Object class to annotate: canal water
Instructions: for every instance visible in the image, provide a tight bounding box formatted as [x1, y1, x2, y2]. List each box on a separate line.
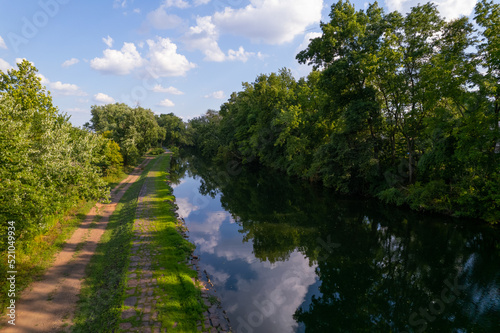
[170, 154, 499, 333]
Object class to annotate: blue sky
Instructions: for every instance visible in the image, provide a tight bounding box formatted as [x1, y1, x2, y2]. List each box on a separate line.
[0, 0, 480, 127]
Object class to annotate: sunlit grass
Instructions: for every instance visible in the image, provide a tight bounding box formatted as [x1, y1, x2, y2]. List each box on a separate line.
[74, 153, 205, 332]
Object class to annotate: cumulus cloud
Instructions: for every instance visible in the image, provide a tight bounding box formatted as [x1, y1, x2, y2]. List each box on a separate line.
[384, 0, 477, 20]
[0, 36, 7, 49]
[185, 16, 225, 61]
[152, 84, 184, 94]
[90, 42, 143, 75]
[204, 90, 225, 99]
[226, 46, 256, 62]
[146, 37, 196, 77]
[0, 58, 12, 72]
[195, 0, 211, 5]
[90, 37, 194, 77]
[213, 0, 323, 44]
[102, 35, 114, 48]
[185, 16, 261, 62]
[61, 58, 79, 67]
[158, 98, 175, 107]
[50, 81, 87, 96]
[94, 93, 115, 104]
[147, 5, 184, 30]
[38, 73, 87, 96]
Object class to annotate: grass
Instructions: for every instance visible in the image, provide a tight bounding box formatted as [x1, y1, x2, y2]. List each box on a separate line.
[138, 153, 204, 331]
[72, 153, 205, 332]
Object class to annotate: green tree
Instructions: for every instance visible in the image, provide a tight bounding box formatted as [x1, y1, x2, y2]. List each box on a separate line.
[0, 62, 108, 241]
[85, 103, 165, 165]
[156, 112, 189, 147]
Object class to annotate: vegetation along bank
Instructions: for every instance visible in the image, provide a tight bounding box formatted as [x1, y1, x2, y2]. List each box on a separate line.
[188, 0, 500, 224]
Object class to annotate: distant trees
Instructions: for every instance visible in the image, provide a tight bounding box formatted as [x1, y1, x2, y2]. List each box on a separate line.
[85, 105, 192, 165]
[156, 112, 190, 147]
[188, 0, 500, 223]
[85, 104, 165, 165]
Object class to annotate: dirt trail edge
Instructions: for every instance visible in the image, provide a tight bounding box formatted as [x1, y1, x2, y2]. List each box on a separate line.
[1, 157, 154, 333]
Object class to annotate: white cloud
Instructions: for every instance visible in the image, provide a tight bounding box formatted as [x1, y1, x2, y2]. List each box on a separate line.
[204, 90, 225, 99]
[90, 42, 143, 75]
[185, 16, 261, 62]
[0, 58, 12, 72]
[147, 5, 183, 29]
[433, 0, 477, 20]
[189, 211, 229, 254]
[164, 0, 189, 8]
[0, 36, 7, 49]
[213, 0, 323, 44]
[61, 58, 79, 67]
[133, 8, 141, 14]
[158, 98, 175, 107]
[227, 46, 254, 62]
[146, 37, 196, 77]
[102, 35, 114, 48]
[384, 0, 477, 20]
[184, 16, 225, 61]
[37, 73, 86, 96]
[176, 197, 200, 218]
[152, 84, 184, 95]
[94, 93, 115, 104]
[49, 81, 87, 96]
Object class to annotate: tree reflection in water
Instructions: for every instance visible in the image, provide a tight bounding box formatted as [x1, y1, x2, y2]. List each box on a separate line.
[171, 153, 499, 332]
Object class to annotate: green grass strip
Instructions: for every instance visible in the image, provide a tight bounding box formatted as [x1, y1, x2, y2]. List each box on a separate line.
[139, 153, 204, 331]
[73, 154, 204, 332]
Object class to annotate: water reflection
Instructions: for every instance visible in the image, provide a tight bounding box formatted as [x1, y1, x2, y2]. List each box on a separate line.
[170, 154, 500, 332]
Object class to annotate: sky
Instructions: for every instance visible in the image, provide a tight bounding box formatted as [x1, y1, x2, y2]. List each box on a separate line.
[0, 0, 482, 127]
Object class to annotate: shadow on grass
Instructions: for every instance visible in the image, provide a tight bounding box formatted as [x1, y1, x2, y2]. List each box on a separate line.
[72, 154, 205, 332]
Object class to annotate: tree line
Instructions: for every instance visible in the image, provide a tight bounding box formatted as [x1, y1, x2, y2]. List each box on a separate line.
[0, 60, 188, 247]
[187, 0, 500, 224]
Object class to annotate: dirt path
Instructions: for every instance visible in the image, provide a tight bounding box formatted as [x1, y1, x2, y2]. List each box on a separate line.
[1, 157, 154, 333]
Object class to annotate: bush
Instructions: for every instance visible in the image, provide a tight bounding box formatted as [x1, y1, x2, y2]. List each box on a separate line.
[149, 147, 166, 155]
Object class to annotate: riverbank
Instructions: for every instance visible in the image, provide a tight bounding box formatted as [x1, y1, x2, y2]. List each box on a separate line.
[72, 152, 224, 332]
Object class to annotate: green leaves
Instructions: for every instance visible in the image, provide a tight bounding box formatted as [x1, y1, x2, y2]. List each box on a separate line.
[0, 61, 109, 244]
[86, 104, 165, 165]
[188, 0, 500, 223]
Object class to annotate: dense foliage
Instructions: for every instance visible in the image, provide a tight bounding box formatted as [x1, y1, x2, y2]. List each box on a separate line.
[85, 105, 191, 164]
[85, 103, 165, 165]
[188, 0, 500, 223]
[0, 61, 117, 244]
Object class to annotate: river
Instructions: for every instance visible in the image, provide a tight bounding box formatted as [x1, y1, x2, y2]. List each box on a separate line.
[170, 153, 499, 333]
